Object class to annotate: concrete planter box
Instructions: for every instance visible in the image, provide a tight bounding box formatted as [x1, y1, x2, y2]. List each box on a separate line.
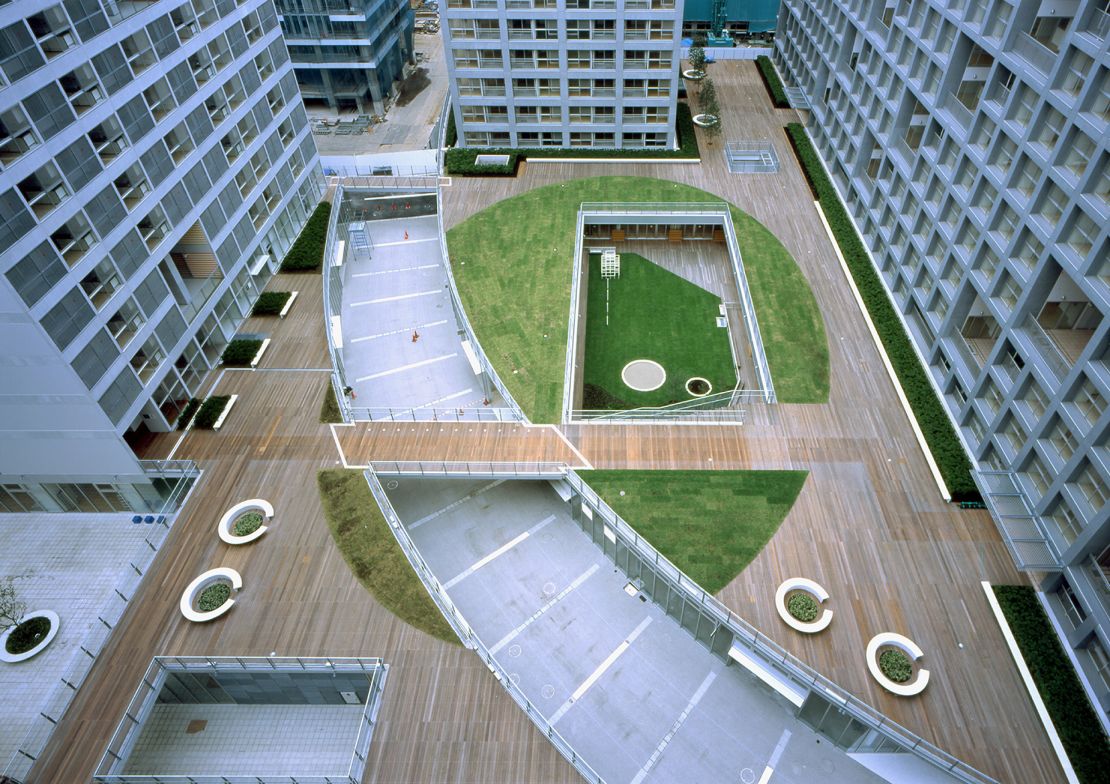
[218, 499, 273, 545]
[0, 610, 60, 663]
[692, 114, 719, 127]
[180, 568, 242, 623]
[683, 69, 706, 80]
[866, 632, 930, 696]
[775, 578, 833, 633]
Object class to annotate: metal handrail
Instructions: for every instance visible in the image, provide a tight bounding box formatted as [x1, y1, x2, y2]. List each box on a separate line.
[362, 470, 604, 783]
[563, 470, 997, 783]
[370, 460, 569, 476]
[347, 406, 517, 422]
[721, 208, 776, 402]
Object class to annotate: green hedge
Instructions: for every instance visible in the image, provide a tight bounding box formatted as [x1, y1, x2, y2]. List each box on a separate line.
[443, 149, 521, 176]
[445, 102, 701, 175]
[280, 202, 331, 271]
[785, 123, 978, 500]
[221, 339, 263, 366]
[445, 107, 457, 147]
[756, 56, 790, 108]
[319, 381, 343, 424]
[176, 397, 201, 430]
[251, 291, 292, 316]
[194, 396, 231, 429]
[994, 585, 1110, 784]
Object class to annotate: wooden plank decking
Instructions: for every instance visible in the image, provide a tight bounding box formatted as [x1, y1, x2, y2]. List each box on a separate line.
[30, 61, 1060, 784]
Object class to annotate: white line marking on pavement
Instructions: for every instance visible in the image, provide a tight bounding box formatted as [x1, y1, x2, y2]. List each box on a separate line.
[413, 388, 474, 408]
[352, 263, 440, 277]
[756, 729, 792, 784]
[350, 289, 442, 307]
[490, 564, 600, 654]
[409, 480, 506, 529]
[549, 616, 654, 726]
[443, 514, 556, 589]
[349, 320, 449, 343]
[354, 353, 457, 382]
[630, 670, 718, 784]
[374, 237, 440, 248]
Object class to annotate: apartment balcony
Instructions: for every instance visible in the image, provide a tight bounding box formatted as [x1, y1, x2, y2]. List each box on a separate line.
[974, 470, 1062, 571]
[1012, 33, 1057, 77]
[1016, 316, 1072, 386]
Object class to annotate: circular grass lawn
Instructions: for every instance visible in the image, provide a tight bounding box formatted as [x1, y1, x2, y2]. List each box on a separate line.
[446, 176, 829, 422]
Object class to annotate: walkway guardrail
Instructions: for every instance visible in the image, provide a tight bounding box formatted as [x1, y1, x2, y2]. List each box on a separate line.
[370, 461, 569, 477]
[94, 656, 386, 784]
[563, 469, 997, 784]
[362, 470, 603, 784]
[3, 466, 202, 783]
[346, 406, 518, 422]
[563, 202, 776, 421]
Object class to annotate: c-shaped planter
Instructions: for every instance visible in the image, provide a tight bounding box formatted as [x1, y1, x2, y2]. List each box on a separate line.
[866, 632, 930, 696]
[180, 567, 242, 622]
[218, 499, 274, 545]
[775, 578, 833, 633]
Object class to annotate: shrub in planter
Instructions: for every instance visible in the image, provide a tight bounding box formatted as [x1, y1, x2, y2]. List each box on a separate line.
[785, 123, 978, 500]
[280, 202, 331, 271]
[787, 592, 819, 622]
[445, 107, 457, 147]
[320, 381, 343, 424]
[994, 585, 1110, 784]
[878, 648, 913, 683]
[194, 396, 231, 429]
[233, 512, 264, 537]
[197, 583, 231, 612]
[444, 149, 521, 176]
[5, 616, 51, 655]
[222, 339, 263, 366]
[445, 103, 701, 175]
[251, 291, 292, 316]
[756, 56, 790, 108]
[688, 45, 707, 74]
[177, 398, 201, 430]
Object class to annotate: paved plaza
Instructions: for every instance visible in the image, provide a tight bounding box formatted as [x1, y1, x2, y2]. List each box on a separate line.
[0, 513, 159, 768]
[384, 477, 884, 784]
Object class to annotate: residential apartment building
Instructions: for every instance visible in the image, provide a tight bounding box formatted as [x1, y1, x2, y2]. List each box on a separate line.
[443, 0, 685, 149]
[275, 0, 415, 115]
[682, 0, 779, 38]
[774, 0, 1110, 719]
[0, 0, 323, 513]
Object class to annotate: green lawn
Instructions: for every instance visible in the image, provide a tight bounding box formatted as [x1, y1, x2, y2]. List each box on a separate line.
[583, 252, 736, 408]
[583, 470, 808, 593]
[317, 469, 459, 644]
[446, 176, 828, 423]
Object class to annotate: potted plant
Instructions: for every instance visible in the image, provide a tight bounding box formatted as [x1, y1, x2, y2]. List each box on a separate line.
[0, 577, 59, 663]
[684, 45, 707, 80]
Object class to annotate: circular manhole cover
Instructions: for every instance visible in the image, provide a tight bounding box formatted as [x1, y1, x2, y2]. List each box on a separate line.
[386, 480, 399, 490]
[508, 644, 522, 658]
[543, 582, 556, 596]
[509, 673, 520, 685]
[541, 684, 556, 699]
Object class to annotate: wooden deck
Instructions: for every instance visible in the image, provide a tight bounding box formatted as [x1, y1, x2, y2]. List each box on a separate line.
[439, 61, 1059, 783]
[32, 61, 1059, 784]
[30, 283, 578, 784]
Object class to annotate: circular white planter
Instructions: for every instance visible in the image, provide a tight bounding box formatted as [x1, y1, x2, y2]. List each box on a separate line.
[685, 377, 713, 397]
[692, 114, 720, 127]
[0, 610, 60, 663]
[622, 359, 666, 392]
[218, 498, 273, 545]
[775, 578, 832, 633]
[683, 69, 706, 80]
[180, 568, 242, 623]
[866, 632, 930, 696]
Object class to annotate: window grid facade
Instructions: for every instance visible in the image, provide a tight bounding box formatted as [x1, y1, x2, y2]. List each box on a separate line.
[775, 0, 1110, 722]
[443, 0, 684, 149]
[0, 0, 323, 494]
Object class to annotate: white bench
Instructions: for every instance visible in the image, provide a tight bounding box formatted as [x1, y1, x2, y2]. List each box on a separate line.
[180, 568, 242, 623]
[775, 577, 833, 633]
[866, 632, 930, 696]
[218, 498, 274, 545]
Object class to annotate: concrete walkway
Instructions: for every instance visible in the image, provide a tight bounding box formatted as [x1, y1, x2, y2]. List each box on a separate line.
[385, 477, 884, 784]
